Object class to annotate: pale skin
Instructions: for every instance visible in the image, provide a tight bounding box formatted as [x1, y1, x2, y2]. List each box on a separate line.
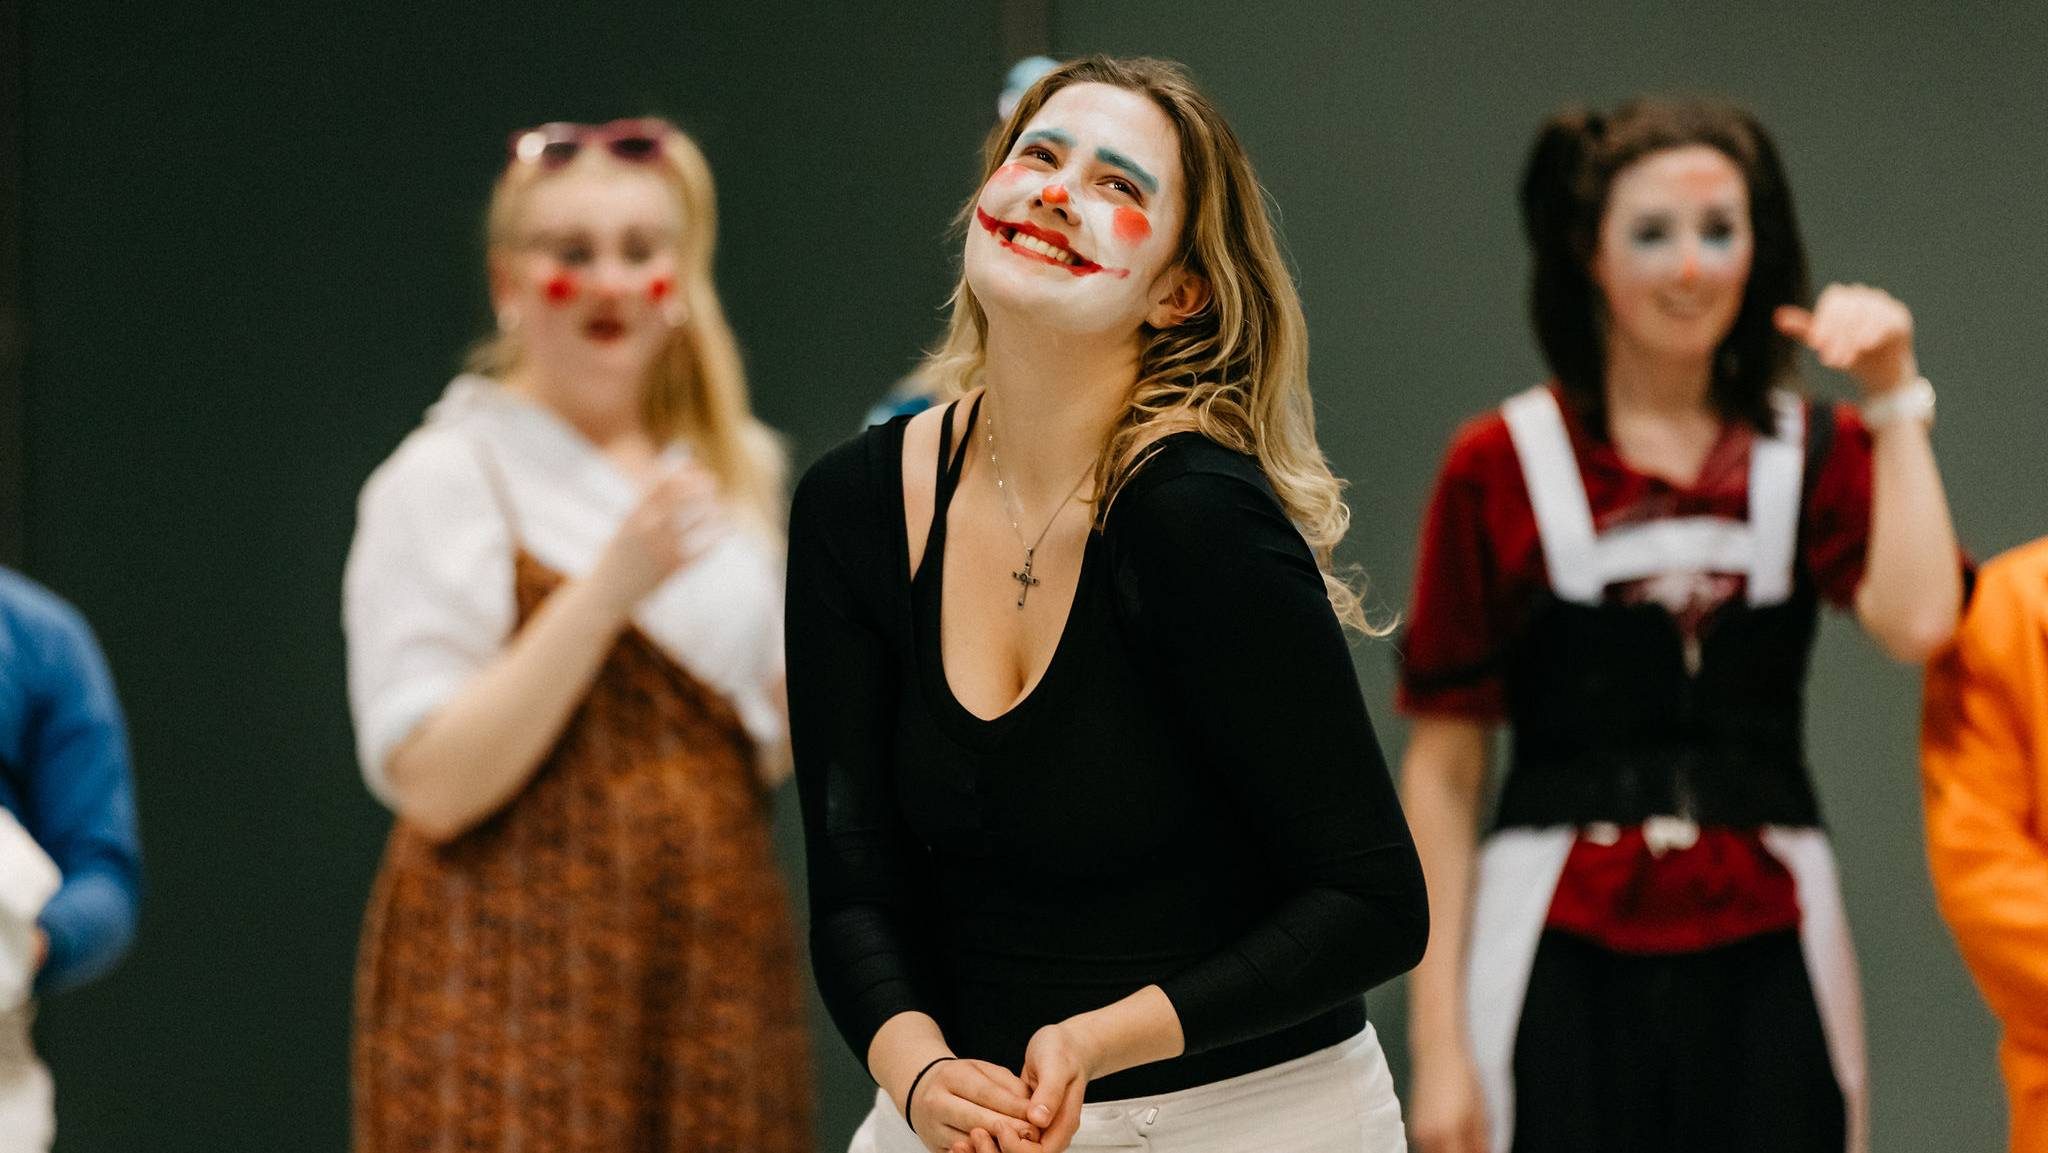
[870, 82, 1210, 1153]
[381, 158, 779, 843]
[1404, 144, 1963, 1153]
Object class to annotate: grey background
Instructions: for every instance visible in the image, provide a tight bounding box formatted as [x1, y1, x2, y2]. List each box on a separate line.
[14, 2, 2044, 1149]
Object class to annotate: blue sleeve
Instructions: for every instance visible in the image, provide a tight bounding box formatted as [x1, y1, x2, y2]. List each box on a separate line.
[24, 604, 142, 996]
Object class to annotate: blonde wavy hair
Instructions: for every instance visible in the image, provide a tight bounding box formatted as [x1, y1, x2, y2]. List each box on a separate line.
[467, 121, 786, 537]
[920, 56, 1377, 633]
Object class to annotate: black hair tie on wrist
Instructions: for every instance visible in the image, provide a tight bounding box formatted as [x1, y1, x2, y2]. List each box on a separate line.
[904, 1056, 957, 1137]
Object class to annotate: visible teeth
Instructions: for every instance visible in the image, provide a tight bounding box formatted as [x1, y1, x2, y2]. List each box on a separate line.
[1008, 230, 1077, 264]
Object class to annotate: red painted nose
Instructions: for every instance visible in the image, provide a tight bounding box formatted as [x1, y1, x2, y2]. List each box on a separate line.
[1041, 183, 1069, 205]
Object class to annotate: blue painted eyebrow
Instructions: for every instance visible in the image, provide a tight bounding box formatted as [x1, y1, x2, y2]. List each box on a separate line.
[1018, 128, 1075, 148]
[1094, 147, 1158, 194]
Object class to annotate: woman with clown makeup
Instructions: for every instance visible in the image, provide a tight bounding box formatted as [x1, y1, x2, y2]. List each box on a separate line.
[787, 55, 1426, 1153]
[1398, 99, 1964, 1153]
[342, 119, 809, 1151]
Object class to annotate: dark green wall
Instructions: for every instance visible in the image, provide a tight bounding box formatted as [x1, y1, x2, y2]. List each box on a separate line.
[20, 3, 2045, 1150]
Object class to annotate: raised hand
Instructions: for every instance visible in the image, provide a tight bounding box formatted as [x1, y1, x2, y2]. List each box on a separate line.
[589, 460, 730, 612]
[1773, 283, 1918, 398]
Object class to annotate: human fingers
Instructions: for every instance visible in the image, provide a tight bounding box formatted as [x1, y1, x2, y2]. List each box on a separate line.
[668, 495, 716, 539]
[1829, 284, 1906, 369]
[1804, 283, 1860, 357]
[1023, 1068, 1064, 1133]
[961, 1059, 1032, 1101]
[644, 460, 695, 503]
[1812, 285, 1913, 385]
[951, 1062, 1037, 1129]
[1036, 1078, 1086, 1153]
[677, 514, 733, 565]
[673, 460, 718, 503]
[1772, 304, 1813, 342]
[1851, 288, 1912, 353]
[925, 1081, 1040, 1150]
[1807, 285, 1857, 366]
[995, 1124, 1048, 1153]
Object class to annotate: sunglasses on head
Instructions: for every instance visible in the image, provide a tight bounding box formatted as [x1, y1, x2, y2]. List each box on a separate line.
[507, 118, 673, 170]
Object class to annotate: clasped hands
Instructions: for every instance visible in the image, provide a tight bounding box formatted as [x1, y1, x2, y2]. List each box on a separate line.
[905, 1022, 1092, 1153]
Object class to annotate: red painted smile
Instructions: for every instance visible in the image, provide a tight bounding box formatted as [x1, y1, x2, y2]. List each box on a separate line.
[976, 207, 1130, 278]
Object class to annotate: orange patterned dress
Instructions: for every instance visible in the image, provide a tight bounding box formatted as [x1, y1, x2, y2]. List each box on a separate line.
[353, 550, 811, 1152]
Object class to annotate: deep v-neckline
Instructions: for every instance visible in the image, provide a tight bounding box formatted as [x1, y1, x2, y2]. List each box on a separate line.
[899, 400, 1097, 741]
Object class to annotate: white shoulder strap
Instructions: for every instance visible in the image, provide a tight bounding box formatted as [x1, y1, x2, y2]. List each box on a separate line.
[1503, 386, 1807, 607]
[1745, 391, 1806, 605]
[1501, 387, 1603, 604]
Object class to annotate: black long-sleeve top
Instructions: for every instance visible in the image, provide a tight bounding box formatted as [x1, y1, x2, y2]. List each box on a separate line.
[786, 410, 1428, 1099]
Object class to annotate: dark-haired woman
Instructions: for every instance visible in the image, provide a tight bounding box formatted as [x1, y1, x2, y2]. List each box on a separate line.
[1398, 100, 1962, 1153]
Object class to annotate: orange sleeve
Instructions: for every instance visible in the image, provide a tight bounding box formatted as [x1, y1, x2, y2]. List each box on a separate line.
[1921, 543, 2048, 1032]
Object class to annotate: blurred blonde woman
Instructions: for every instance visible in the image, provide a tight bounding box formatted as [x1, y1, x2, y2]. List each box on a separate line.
[787, 57, 1426, 1153]
[344, 118, 808, 1152]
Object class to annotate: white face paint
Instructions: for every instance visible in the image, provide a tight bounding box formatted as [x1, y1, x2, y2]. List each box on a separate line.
[963, 82, 1187, 338]
[1592, 145, 1754, 363]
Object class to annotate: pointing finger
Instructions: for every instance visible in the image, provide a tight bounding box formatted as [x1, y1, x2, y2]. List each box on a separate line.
[1773, 305, 1813, 342]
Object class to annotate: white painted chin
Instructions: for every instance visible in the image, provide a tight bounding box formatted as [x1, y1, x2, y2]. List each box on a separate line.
[967, 232, 1068, 299]
[966, 247, 1134, 339]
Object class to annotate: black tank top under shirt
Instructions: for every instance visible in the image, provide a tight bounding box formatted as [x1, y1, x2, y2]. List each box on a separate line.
[786, 400, 1427, 1099]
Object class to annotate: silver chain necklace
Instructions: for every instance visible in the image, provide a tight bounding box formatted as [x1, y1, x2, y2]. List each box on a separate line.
[984, 400, 1090, 608]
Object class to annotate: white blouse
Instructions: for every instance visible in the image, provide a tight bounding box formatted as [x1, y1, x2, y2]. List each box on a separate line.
[342, 375, 786, 808]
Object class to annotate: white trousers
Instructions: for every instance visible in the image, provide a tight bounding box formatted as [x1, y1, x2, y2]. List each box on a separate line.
[850, 1025, 1406, 1153]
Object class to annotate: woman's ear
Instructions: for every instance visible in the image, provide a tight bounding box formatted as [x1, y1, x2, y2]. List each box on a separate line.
[1146, 268, 1212, 329]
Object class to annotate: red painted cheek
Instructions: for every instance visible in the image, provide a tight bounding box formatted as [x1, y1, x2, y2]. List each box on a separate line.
[991, 162, 1033, 184]
[648, 276, 673, 303]
[1112, 206, 1152, 244]
[543, 273, 579, 305]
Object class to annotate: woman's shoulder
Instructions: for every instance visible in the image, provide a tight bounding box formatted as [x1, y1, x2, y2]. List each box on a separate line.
[358, 421, 491, 515]
[357, 376, 513, 499]
[0, 566, 97, 670]
[1441, 400, 1522, 477]
[1114, 431, 1271, 512]
[791, 414, 909, 543]
[1106, 433, 1295, 560]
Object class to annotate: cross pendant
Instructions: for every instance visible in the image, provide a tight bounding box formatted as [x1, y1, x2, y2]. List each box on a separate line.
[1011, 548, 1041, 608]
